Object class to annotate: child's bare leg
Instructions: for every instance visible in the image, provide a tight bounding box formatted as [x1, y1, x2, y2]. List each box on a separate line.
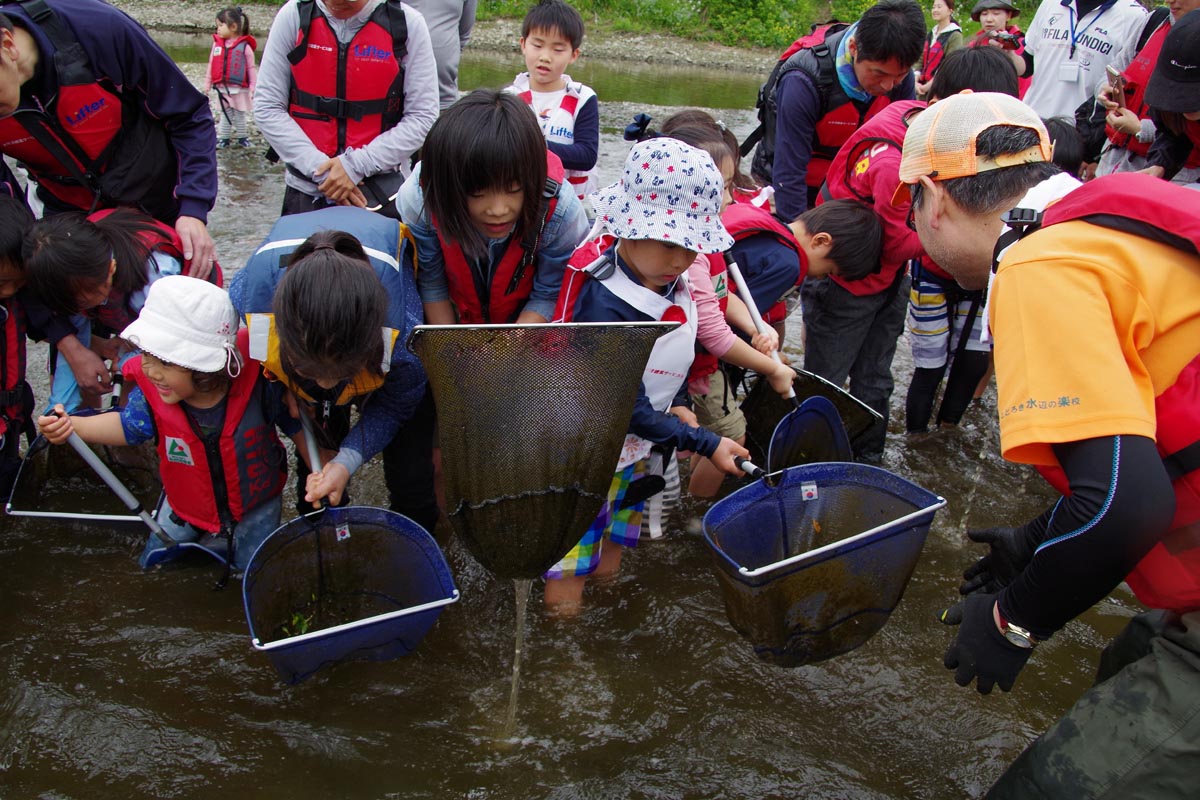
[543, 575, 586, 616]
[688, 433, 746, 498]
[592, 541, 623, 582]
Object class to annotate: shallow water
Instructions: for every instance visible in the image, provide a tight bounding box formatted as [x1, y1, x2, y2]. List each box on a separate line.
[0, 42, 1147, 800]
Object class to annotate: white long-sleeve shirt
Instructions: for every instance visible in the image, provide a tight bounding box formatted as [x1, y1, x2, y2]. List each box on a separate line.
[254, 0, 440, 197]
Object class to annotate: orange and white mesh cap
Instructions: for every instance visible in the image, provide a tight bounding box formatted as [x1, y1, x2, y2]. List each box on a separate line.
[891, 91, 1051, 205]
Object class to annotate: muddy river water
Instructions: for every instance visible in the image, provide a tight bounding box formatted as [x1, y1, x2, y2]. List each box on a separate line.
[0, 38, 1145, 799]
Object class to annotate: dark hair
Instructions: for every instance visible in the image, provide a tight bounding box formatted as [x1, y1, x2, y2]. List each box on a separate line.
[910, 126, 1061, 215]
[421, 90, 548, 260]
[0, 196, 33, 268]
[1043, 117, 1084, 179]
[273, 233, 387, 383]
[660, 110, 759, 192]
[937, 0, 957, 10]
[0, 13, 11, 32]
[23, 208, 162, 315]
[521, 0, 585, 50]
[216, 6, 249, 36]
[855, 0, 927, 66]
[288, 229, 369, 265]
[928, 47, 1019, 100]
[798, 200, 883, 281]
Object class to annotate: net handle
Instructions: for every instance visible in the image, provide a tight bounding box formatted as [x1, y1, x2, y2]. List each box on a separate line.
[725, 258, 796, 402]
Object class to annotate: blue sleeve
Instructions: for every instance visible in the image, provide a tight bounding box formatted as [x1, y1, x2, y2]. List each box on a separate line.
[629, 387, 721, 457]
[64, 1, 217, 221]
[771, 70, 823, 221]
[397, 165, 451, 306]
[522, 186, 589, 320]
[547, 95, 599, 172]
[118, 385, 157, 445]
[730, 234, 802, 313]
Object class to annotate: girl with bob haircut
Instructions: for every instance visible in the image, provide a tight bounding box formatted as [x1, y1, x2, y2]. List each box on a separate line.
[229, 215, 436, 528]
[22, 207, 196, 411]
[397, 89, 589, 324]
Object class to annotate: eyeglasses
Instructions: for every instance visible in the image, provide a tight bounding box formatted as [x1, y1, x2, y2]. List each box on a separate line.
[906, 202, 918, 232]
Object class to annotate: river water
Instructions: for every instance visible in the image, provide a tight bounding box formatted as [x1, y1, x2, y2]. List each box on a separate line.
[0, 39, 1145, 799]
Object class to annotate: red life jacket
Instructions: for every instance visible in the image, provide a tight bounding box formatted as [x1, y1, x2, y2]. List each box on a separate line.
[0, 296, 30, 441]
[439, 153, 564, 323]
[821, 100, 924, 293]
[1028, 174, 1200, 612]
[208, 33, 256, 88]
[721, 201, 804, 324]
[919, 25, 960, 83]
[746, 23, 894, 187]
[86, 208, 222, 335]
[287, 0, 408, 157]
[123, 330, 287, 533]
[0, 0, 178, 219]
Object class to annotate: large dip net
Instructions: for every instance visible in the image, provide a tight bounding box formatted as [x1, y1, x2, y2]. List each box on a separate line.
[703, 463, 946, 668]
[740, 369, 883, 471]
[243, 505, 459, 684]
[409, 322, 675, 579]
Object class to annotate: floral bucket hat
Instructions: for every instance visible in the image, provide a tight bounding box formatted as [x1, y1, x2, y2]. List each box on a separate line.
[588, 137, 734, 254]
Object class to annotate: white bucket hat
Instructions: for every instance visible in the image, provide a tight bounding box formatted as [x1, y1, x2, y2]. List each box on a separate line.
[588, 137, 734, 254]
[121, 275, 240, 374]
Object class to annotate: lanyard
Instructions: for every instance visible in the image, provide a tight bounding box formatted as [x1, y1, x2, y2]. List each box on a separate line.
[1067, 0, 1115, 59]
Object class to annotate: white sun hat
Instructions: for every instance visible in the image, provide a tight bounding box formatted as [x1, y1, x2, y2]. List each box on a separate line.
[121, 275, 240, 374]
[588, 137, 734, 254]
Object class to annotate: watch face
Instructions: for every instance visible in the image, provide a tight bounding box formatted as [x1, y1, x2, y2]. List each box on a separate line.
[1004, 628, 1034, 649]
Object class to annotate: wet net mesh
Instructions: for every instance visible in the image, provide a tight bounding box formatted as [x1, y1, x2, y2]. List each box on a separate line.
[409, 323, 674, 579]
[243, 505, 457, 684]
[703, 463, 943, 668]
[765, 396, 852, 476]
[740, 370, 881, 470]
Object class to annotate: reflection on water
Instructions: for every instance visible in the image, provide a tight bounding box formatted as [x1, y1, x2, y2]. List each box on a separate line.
[0, 41, 1148, 800]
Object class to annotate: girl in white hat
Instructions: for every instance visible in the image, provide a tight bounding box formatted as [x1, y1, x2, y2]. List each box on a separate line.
[37, 275, 298, 574]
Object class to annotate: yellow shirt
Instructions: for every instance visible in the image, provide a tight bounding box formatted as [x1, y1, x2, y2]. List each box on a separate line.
[991, 220, 1200, 466]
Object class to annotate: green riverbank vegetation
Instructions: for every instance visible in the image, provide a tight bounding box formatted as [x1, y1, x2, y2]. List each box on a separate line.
[478, 0, 1043, 49]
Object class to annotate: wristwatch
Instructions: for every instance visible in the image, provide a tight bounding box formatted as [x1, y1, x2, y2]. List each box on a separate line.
[997, 608, 1037, 649]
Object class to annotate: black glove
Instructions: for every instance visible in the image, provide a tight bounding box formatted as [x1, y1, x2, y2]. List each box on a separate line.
[939, 592, 1032, 694]
[959, 525, 1037, 595]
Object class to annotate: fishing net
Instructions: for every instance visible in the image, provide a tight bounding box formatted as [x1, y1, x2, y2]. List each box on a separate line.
[6, 429, 161, 527]
[243, 505, 458, 684]
[703, 463, 945, 667]
[741, 369, 882, 470]
[766, 396, 853, 477]
[409, 322, 675, 579]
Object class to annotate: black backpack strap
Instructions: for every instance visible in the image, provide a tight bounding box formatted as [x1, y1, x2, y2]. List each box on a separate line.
[507, 174, 560, 294]
[1137, 7, 1170, 52]
[287, 0, 318, 66]
[993, 207, 1043, 272]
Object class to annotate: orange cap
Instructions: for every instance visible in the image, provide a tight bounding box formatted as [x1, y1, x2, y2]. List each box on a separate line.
[891, 92, 1051, 206]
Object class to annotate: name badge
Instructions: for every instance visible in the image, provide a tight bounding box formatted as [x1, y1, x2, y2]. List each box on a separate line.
[1058, 61, 1080, 82]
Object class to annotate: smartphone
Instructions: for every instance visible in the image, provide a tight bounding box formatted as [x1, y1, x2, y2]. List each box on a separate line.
[1106, 65, 1127, 109]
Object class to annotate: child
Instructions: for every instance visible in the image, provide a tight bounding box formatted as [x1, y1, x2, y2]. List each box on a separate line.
[509, 0, 599, 203]
[397, 89, 589, 324]
[966, 0, 1029, 98]
[230, 216, 438, 531]
[0, 197, 34, 496]
[22, 209, 198, 413]
[37, 276, 294, 573]
[545, 138, 752, 614]
[204, 6, 257, 149]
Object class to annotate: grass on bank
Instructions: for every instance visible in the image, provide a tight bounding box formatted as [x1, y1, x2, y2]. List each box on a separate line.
[230, 0, 1043, 51]
[477, 0, 1043, 50]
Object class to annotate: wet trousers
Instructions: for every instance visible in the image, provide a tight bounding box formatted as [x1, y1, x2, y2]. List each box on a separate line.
[988, 609, 1200, 799]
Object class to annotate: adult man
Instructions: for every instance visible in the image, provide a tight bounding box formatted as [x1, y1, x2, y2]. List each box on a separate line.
[897, 91, 1200, 797]
[255, 0, 439, 216]
[1022, 0, 1147, 119]
[406, 0, 476, 110]
[813, 48, 1021, 459]
[752, 0, 925, 221]
[0, 0, 218, 407]
[0, 0, 216, 270]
